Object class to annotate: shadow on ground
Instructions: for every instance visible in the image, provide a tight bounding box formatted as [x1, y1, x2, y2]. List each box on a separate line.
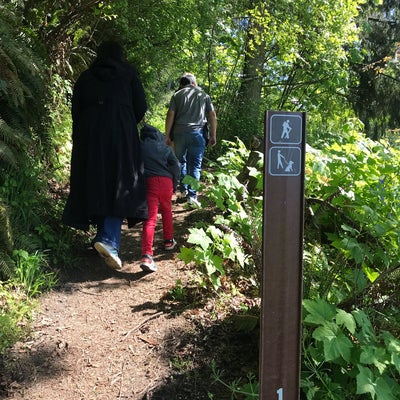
[143, 318, 259, 400]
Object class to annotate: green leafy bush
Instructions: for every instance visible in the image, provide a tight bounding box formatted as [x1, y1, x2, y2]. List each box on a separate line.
[13, 249, 58, 297]
[179, 225, 250, 289]
[181, 128, 400, 399]
[178, 139, 263, 292]
[304, 127, 400, 306]
[302, 298, 400, 400]
[0, 282, 35, 354]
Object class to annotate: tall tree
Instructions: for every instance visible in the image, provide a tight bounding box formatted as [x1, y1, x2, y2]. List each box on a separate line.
[349, 0, 400, 140]
[5, 0, 370, 146]
[223, 0, 365, 144]
[229, 1, 266, 140]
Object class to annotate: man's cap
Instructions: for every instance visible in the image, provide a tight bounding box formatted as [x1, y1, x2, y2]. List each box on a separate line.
[179, 73, 196, 87]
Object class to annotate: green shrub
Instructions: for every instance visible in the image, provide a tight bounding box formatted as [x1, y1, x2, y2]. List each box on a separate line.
[302, 298, 400, 400]
[0, 282, 35, 354]
[178, 138, 262, 292]
[13, 249, 58, 297]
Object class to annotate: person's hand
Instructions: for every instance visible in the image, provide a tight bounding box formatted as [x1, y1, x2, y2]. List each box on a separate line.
[208, 136, 216, 147]
[165, 136, 173, 146]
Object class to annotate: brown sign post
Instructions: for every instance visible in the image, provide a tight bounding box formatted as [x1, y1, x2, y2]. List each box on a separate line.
[259, 111, 306, 400]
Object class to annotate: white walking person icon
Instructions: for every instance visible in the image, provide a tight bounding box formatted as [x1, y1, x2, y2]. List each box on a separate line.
[277, 150, 295, 172]
[277, 150, 286, 169]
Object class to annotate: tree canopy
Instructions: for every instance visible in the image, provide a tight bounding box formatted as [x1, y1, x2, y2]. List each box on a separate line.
[4, 0, 382, 142]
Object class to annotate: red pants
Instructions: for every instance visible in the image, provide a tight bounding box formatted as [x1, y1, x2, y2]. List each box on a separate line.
[142, 176, 174, 256]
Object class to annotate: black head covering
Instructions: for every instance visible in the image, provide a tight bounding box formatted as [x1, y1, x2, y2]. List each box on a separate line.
[96, 41, 125, 62]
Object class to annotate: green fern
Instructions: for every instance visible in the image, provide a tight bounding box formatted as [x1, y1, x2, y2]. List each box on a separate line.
[0, 47, 25, 108]
[0, 5, 46, 171]
[0, 203, 15, 279]
[0, 118, 30, 167]
[0, 251, 15, 280]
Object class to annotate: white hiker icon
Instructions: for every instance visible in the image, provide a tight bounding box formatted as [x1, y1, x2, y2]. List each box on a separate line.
[281, 119, 292, 139]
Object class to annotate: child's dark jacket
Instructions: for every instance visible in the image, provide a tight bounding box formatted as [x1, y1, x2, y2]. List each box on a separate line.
[140, 124, 180, 190]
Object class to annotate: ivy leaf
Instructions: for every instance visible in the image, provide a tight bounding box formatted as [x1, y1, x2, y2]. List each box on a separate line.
[205, 254, 224, 276]
[210, 274, 221, 289]
[313, 322, 353, 362]
[182, 175, 201, 190]
[360, 345, 388, 374]
[372, 223, 387, 236]
[357, 366, 396, 400]
[352, 309, 376, 342]
[382, 331, 400, 353]
[205, 260, 216, 275]
[382, 332, 400, 373]
[374, 377, 397, 400]
[392, 352, 400, 374]
[177, 247, 196, 263]
[303, 299, 336, 326]
[340, 237, 365, 263]
[335, 309, 356, 334]
[362, 264, 380, 283]
[187, 228, 213, 250]
[207, 225, 223, 240]
[235, 245, 247, 267]
[356, 365, 375, 397]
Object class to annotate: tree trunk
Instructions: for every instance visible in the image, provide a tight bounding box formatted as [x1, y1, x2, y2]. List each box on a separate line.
[237, 135, 264, 195]
[233, 1, 266, 142]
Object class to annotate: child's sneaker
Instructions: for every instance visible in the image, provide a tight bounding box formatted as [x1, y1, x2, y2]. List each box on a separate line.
[140, 254, 157, 273]
[164, 239, 177, 251]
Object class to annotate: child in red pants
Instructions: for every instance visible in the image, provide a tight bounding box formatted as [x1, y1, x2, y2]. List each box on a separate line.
[139, 124, 180, 272]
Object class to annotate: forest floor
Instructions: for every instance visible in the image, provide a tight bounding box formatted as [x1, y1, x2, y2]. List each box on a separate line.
[0, 195, 259, 400]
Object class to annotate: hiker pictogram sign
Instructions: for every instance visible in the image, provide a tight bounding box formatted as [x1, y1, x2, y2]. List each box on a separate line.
[268, 114, 303, 176]
[270, 114, 302, 144]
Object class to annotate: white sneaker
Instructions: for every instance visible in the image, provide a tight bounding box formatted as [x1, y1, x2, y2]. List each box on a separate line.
[94, 242, 122, 270]
[187, 196, 201, 209]
[176, 190, 189, 199]
[140, 254, 157, 273]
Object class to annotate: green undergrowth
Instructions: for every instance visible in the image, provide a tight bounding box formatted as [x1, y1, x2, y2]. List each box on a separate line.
[0, 282, 36, 355]
[174, 126, 400, 399]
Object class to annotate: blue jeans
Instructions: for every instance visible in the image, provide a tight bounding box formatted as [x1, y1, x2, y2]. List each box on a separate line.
[94, 216, 123, 250]
[173, 130, 206, 198]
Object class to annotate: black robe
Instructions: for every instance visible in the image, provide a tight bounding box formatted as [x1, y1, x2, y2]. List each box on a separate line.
[62, 57, 148, 230]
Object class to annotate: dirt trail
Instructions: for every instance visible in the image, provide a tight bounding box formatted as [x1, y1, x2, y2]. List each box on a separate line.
[1, 199, 258, 400]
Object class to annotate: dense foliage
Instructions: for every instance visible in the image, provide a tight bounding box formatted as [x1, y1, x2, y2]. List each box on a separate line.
[0, 0, 399, 398]
[181, 129, 400, 399]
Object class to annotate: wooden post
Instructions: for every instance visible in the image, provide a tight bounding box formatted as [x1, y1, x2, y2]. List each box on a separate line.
[259, 111, 306, 400]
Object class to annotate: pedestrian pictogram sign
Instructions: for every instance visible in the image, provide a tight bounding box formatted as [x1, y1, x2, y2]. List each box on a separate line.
[268, 114, 303, 176]
[268, 147, 301, 176]
[259, 111, 306, 400]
